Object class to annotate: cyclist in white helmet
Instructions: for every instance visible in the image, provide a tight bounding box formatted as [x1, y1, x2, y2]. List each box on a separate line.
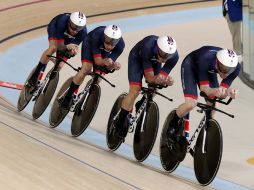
[111, 35, 179, 140]
[167, 46, 240, 147]
[60, 25, 125, 109]
[26, 12, 87, 87]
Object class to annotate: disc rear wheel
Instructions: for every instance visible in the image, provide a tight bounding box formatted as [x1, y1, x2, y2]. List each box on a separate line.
[17, 67, 36, 111]
[159, 110, 180, 172]
[106, 93, 127, 151]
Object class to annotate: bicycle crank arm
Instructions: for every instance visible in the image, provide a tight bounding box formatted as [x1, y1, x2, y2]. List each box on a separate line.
[188, 147, 194, 157]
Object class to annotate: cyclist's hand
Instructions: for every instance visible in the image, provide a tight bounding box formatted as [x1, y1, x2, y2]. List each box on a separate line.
[112, 62, 121, 70]
[106, 62, 120, 71]
[215, 87, 228, 99]
[165, 76, 174, 86]
[227, 88, 238, 99]
[154, 74, 166, 85]
[104, 58, 114, 67]
[66, 44, 78, 56]
[155, 74, 172, 86]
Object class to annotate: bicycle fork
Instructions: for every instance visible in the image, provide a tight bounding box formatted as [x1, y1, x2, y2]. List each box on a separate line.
[187, 115, 206, 156]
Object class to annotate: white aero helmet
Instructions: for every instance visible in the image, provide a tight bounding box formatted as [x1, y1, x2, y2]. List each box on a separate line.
[104, 25, 122, 46]
[69, 12, 86, 31]
[216, 49, 238, 74]
[157, 36, 177, 60]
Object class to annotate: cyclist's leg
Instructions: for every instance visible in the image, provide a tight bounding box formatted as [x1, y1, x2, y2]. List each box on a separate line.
[207, 74, 219, 117]
[176, 98, 197, 118]
[123, 51, 143, 111]
[133, 62, 158, 110]
[27, 41, 56, 87]
[72, 37, 93, 86]
[60, 39, 92, 109]
[29, 23, 60, 86]
[114, 85, 141, 138]
[168, 56, 198, 142]
[114, 52, 143, 138]
[183, 113, 190, 137]
[176, 55, 198, 118]
[60, 61, 92, 109]
[55, 61, 66, 72]
[168, 97, 196, 138]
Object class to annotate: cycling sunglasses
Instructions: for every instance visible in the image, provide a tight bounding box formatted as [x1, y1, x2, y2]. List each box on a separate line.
[69, 22, 84, 32]
[104, 35, 120, 46]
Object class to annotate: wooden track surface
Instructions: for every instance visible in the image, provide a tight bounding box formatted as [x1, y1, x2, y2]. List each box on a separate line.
[1, 0, 254, 190]
[0, 0, 219, 50]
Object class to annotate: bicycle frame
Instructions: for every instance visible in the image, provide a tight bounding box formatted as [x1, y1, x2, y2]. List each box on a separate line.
[186, 92, 234, 157]
[31, 56, 63, 101]
[128, 98, 148, 133]
[57, 65, 115, 112]
[128, 85, 173, 133]
[32, 71, 51, 100]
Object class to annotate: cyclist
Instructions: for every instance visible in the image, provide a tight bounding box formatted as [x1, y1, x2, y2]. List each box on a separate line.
[27, 12, 87, 87]
[167, 46, 240, 145]
[112, 35, 179, 140]
[60, 25, 125, 109]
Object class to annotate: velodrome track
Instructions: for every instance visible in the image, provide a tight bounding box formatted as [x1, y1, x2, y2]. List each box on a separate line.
[0, 0, 254, 189]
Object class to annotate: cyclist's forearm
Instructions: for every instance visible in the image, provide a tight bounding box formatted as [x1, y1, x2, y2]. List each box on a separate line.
[144, 73, 155, 84]
[94, 57, 106, 66]
[200, 85, 217, 97]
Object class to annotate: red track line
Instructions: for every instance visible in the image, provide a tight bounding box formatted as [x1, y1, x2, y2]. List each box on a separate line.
[0, 81, 23, 90]
[0, 0, 51, 12]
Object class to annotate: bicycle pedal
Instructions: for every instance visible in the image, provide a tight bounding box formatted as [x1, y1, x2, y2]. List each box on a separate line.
[128, 126, 134, 133]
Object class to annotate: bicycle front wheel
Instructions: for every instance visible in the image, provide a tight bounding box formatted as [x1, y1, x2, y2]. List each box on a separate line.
[49, 77, 73, 128]
[159, 110, 180, 173]
[106, 93, 127, 151]
[133, 101, 159, 162]
[194, 119, 223, 186]
[17, 67, 36, 111]
[32, 70, 59, 120]
[71, 83, 101, 137]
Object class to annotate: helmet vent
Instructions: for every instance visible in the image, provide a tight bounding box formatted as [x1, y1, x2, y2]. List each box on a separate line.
[227, 49, 235, 58]
[167, 36, 174, 45]
[112, 25, 118, 31]
[78, 12, 84, 19]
